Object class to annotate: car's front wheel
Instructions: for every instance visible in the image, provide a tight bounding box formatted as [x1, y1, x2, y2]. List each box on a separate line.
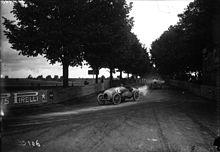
[97, 93, 105, 105]
[133, 91, 139, 101]
[112, 93, 121, 105]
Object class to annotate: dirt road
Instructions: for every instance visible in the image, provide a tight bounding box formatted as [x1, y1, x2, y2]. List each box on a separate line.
[2, 86, 219, 152]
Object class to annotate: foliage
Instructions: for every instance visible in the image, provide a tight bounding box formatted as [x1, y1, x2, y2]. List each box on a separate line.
[150, 0, 215, 80]
[36, 75, 43, 80]
[3, 0, 151, 85]
[27, 74, 33, 79]
[46, 75, 52, 80]
[83, 0, 134, 83]
[120, 33, 151, 76]
[3, 0, 88, 86]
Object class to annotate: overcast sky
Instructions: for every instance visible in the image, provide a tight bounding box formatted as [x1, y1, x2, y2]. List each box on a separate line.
[1, 0, 193, 78]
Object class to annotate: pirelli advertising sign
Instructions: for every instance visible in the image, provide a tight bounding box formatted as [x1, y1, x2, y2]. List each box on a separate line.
[0, 90, 53, 105]
[0, 93, 11, 105]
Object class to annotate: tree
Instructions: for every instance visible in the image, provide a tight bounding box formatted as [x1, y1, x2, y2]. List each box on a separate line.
[36, 75, 43, 80]
[119, 33, 151, 78]
[3, 0, 88, 87]
[177, 0, 215, 72]
[54, 75, 59, 80]
[27, 74, 33, 79]
[150, 26, 185, 76]
[150, 0, 216, 80]
[46, 75, 52, 80]
[83, 0, 133, 85]
[83, 23, 110, 83]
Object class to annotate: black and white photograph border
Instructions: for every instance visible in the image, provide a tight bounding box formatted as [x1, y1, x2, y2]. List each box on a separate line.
[1, 0, 220, 151]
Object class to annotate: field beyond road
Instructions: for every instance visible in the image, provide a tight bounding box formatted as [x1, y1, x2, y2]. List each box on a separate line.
[2, 85, 219, 152]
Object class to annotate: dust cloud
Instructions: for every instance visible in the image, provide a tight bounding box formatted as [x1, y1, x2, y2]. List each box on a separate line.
[138, 85, 149, 96]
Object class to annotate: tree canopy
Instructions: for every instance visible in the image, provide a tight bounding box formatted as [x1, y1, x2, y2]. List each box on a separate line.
[3, 0, 151, 86]
[3, 0, 89, 86]
[119, 33, 151, 77]
[150, 0, 215, 81]
[83, 0, 135, 83]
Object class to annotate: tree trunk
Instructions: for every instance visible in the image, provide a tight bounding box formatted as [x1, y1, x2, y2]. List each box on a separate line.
[63, 61, 69, 87]
[120, 70, 122, 80]
[110, 68, 113, 87]
[95, 68, 99, 84]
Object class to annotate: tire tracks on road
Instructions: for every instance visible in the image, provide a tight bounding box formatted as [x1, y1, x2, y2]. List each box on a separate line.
[185, 113, 217, 151]
[153, 107, 171, 152]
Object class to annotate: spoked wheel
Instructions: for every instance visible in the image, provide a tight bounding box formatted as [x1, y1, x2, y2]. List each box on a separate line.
[112, 93, 121, 105]
[97, 94, 105, 105]
[133, 91, 140, 101]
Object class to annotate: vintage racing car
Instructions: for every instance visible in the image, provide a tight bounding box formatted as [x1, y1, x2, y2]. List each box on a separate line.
[150, 79, 165, 89]
[97, 86, 140, 105]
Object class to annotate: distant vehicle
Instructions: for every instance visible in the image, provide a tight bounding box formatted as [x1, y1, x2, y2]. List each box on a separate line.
[150, 79, 165, 89]
[97, 86, 140, 105]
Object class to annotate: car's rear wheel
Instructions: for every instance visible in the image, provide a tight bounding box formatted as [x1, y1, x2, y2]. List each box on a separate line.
[97, 94, 105, 105]
[112, 93, 121, 105]
[133, 91, 139, 101]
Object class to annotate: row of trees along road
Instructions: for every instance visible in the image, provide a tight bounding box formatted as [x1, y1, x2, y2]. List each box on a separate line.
[150, 0, 216, 81]
[3, 0, 151, 87]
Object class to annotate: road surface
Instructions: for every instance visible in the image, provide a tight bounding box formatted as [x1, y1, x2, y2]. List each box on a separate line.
[1, 85, 219, 152]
